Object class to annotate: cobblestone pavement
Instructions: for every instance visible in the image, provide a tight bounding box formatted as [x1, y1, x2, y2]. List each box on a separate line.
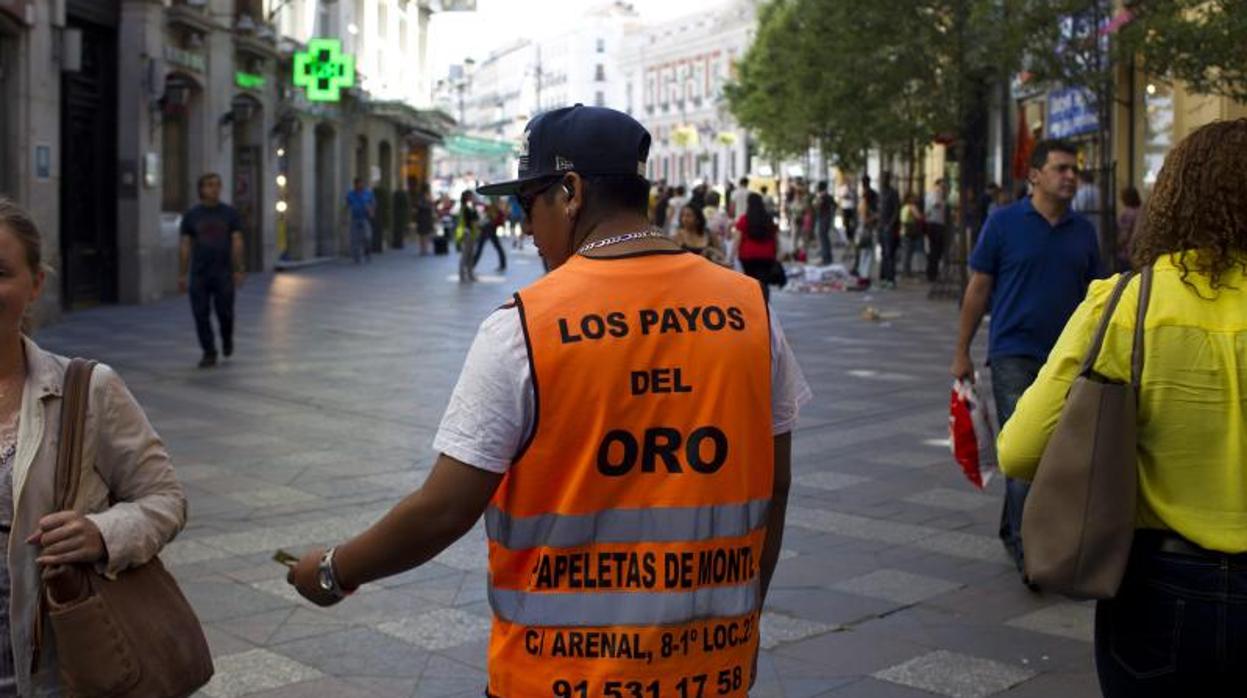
[35, 246, 1101, 697]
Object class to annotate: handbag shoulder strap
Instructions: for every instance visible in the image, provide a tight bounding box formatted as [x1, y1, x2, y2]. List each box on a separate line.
[54, 358, 97, 512]
[1079, 271, 1135, 376]
[32, 358, 97, 674]
[1131, 264, 1154, 388]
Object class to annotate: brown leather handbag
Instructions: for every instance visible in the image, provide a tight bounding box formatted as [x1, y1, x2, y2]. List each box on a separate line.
[33, 359, 214, 697]
[1021, 266, 1153, 599]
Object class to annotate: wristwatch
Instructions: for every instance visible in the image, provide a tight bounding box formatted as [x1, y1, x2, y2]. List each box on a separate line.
[316, 547, 354, 600]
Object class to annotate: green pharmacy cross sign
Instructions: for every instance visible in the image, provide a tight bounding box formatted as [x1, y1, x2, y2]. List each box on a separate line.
[293, 38, 355, 102]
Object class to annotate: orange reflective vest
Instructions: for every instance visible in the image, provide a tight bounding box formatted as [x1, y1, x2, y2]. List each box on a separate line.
[486, 251, 774, 698]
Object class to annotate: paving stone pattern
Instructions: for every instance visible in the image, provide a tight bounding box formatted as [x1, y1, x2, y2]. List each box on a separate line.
[35, 249, 1101, 696]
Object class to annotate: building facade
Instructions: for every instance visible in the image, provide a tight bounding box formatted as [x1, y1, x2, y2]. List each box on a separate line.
[432, 1, 638, 187]
[619, 0, 754, 188]
[0, 0, 447, 326]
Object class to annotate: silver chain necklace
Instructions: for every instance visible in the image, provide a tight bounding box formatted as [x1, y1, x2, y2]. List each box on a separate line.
[577, 229, 670, 255]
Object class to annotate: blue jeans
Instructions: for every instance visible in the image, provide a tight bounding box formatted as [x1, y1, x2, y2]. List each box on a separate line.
[990, 355, 1044, 570]
[1096, 535, 1247, 697]
[350, 217, 372, 264]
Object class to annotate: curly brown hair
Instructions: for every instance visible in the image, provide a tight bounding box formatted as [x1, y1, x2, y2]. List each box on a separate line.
[1131, 119, 1247, 291]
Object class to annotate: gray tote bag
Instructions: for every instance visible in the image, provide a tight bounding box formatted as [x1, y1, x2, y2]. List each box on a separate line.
[1021, 265, 1152, 599]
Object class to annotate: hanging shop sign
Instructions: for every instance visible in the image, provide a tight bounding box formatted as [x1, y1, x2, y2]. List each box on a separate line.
[235, 71, 265, 90]
[1046, 87, 1099, 140]
[292, 38, 354, 103]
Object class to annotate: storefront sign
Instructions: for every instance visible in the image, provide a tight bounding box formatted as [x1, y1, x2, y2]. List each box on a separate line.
[293, 38, 354, 103]
[235, 71, 266, 90]
[164, 45, 206, 74]
[1046, 87, 1099, 139]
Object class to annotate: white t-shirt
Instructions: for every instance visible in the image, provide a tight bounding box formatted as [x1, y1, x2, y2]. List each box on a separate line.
[732, 189, 751, 217]
[434, 304, 813, 474]
[924, 191, 947, 226]
[838, 184, 858, 211]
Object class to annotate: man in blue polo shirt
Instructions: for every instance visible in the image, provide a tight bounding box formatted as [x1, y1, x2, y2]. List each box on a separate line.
[951, 139, 1102, 587]
[346, 177, 376, 264]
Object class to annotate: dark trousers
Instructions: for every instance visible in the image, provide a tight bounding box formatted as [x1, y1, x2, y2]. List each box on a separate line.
[1096, 535, 1247, 697]
[841, 208, 857, 244]
[879, 229, 900, 282]
[189, 271, 234, 356]
[473, 225, 506, 270]
[740, 259, 773, 303]
[925, 222, 945, 281]
[990, 355, 1044, 570]
[816, 217, 833, 266]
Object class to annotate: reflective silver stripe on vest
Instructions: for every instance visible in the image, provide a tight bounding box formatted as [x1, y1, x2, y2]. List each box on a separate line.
[485, 499, 770, 550]
[489, 579, 760, 627]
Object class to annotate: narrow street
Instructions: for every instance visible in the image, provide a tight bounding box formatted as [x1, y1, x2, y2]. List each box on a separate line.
[36, 248, 1099, 698]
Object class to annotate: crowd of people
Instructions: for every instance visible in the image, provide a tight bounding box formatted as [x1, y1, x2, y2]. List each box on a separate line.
[642, 172, 971, 294]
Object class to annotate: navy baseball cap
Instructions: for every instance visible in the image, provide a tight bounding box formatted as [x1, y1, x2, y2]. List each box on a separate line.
[477, 105, 651, 196]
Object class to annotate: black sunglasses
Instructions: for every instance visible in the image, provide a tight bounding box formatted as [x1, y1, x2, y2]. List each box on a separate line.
[517, 178, 563, 220]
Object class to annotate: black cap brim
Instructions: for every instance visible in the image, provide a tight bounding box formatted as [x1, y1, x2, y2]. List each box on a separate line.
[476, 174, 551, 197]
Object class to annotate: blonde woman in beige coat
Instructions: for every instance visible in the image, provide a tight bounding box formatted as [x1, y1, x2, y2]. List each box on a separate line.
[0, 199, 187, 695]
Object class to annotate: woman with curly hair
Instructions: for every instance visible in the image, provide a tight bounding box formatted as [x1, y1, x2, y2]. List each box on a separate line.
[996, 118, 1247, 697]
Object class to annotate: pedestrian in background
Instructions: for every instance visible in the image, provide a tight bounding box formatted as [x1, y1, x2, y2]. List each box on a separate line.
[924, 178, 949, 282]
[730, 178, 748, 218]
[704, 190, 730, 241]
[815, 180, 835, 266]
[415, 183, 435, 257]
[653, 186, 672, 231]
[345, 177, 376, 265]
[688, 183, 708, 213]
[1116, 186, 1142, 271]
[674, 204, 726, 265]
[0, 198, 189, 695]
[456, 190, 479, 283]
[761, 185, 778, 219]
[178, 173, 245, 369]
[900, 193, 925, 277]
[838, 175, 858, 248]
[508, 195, 525, 249]
[666, 185, 688, 234]
[473, 198, 507, 273]
[733, 192, 781, 302]
[877, 172, 901, 288]
[855, 174, 879, 283]
[951, 139, 1103, 587]
[997, 118, 1247, 698]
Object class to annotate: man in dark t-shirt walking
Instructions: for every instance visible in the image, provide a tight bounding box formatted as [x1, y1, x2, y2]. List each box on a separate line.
[178, 172, 245, 368]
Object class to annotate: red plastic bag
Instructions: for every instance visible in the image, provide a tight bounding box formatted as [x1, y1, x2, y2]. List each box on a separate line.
[949, 377, 998, 489]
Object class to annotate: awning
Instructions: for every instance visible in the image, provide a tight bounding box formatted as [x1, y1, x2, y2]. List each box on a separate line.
[440, 135, 517, 158]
